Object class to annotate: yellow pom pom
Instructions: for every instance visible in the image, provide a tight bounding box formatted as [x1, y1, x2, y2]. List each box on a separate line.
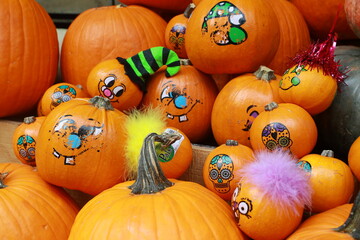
[124, 106, 166, 179]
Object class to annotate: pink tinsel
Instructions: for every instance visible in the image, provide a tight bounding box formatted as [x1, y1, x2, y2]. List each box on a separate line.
[235, 149, 312, 215]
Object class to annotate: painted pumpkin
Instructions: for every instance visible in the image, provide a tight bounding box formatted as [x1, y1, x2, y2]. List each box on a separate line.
[61, 3, 167, 91]
[249, 102, 318, 158]
[141, 59, 219, 143]
[185, 0, 280, 74]
[68, 132, 247, 240]
[203, 140, 254, 201]
[35, 96, 128, 196]
[231, 150, 312, 240]
[12, 116, 46, 166]
[0, 162, 79, 239]
[37, 82, 89, 116]
[211, 66, 282, 148]
[297, 150, 355, 213]
[0, 0, 58, 117]
[287, 191, 360, 239]
[165, 3, 195, 59]
[345, 0, 360, 38]
[348, 137, 360, 182]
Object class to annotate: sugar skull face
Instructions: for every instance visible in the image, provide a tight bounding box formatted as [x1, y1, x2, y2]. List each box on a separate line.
[168, 24, 186, 51]
[201, 1, 247, 45]
[261, 122, 293, 151]
[51, 115, 104, 165]
[231, 183, 253, 223]
[208, 154, 234, 193]
[280, 65, 308, 90]
[158, 80, 200, 122]
[16, 135, 36, 164]
[97, 74, 126, 103]
[51, 84, 77, 110]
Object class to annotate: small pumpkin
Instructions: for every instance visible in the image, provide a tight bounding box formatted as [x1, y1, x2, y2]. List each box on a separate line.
[0, 162, 79, 239]
[348, 137, 360, 182]
[37, 82, 89, 116]
[12, 116, 46, 166]
[211, 66, 282, 148]
[231, 150, 312, 240]
[287, 190, 360, 239]
[249, 102, 318, 158]
[35, 96, 128, 196]
[141, 59, 219, 143]
[297, 150, 355, 213]
[202, 139, 254, 201]
[68, 132, 247, 240]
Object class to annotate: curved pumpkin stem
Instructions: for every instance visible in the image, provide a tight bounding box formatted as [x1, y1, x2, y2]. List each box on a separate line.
[184, 3, 196, 18]
[333, 190, 360, 239]
[0, 172, 9, 188]
[129, 132, 181, 194]
[254, 65, 276, 82]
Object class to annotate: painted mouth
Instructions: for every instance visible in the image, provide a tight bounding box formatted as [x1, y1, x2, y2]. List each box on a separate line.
[53, 149, 76, 166]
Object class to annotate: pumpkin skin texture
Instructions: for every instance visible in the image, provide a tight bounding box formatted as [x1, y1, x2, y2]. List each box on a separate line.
[0, 0, 58, 117]
[61, 4, 167, 92]
[211, 66, 282, 148]
[185, 0, 280, 74]
[141, 60, 219, 143]
[298, 150, 355, 213]
[267, 0, 311, 75]
[37, 82, 89, 116]
[68, 133, 247, 240]
[12, 116, 46, 166]
[35, 96, 128, 196]
[87, 58, 143, 112]
[249, 102, 318, 158]
[279, 64, 338, 115]
[345, 0, 360, 38]
[348, 137, 360, 182]
[0, 163, 79, 239]
[202, 140, 254, 201]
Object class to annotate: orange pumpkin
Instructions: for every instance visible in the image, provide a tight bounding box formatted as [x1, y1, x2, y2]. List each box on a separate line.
[0, 0, 58, 117]
[69, 132, 247, 240]
[185, 0, 280, 74]
[348, 137, 360, 182]
[35, 96, 128, 196]
[249, 102, 318, 158]
[117, 0, 192, 12]
[298, 150, 355, 213]
[37, 82, 89, 116]
[203, 140, 254, 201]
[211, 66, 282, 148]
[0, 163, 79, 239]
[164, 3, 195, 59]
[345, 0, 360, 38]
[287, 191, 360, 239]
[12, 116, 46, 166]
[61, 3, 167, 92]
[141, 59, 219, 143]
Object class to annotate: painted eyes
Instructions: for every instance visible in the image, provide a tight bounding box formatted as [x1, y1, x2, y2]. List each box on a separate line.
[113, 85, 125, 97]
[238, 198, 253, 218]
[209, 169, 232, 180]
[230, 13, 246, 26]
[104, 76, 116, 87]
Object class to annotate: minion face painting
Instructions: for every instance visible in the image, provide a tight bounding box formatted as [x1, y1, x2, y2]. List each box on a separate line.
[201, 1, 247, 45]
[231, 183, 253, 223]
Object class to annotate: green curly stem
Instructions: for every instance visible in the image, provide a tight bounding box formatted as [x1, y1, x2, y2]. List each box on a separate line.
[129, 132, 181, 194]
[333, 190, 360, 239]
[0, 172, 9, 188]
[89, 96, 114, 110]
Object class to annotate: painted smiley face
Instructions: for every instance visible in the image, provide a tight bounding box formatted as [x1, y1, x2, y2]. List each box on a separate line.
[98, 74, 126, 102]
[280, 65, 308, 90]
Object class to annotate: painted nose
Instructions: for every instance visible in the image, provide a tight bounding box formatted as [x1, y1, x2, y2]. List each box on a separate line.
[174, 95, 187, 109]
[67, 134, 82, 149]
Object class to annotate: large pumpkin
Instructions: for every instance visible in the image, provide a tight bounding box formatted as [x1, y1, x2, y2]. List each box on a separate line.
[0, 162, 79, 239]
[314, 46, 360, 161]
[185, 0, 280, 74]
[211, 66, 282, 148]
[117, 0, 192, 12]
[35, 96, 128, 196]
[0, 0, 58, 117]
[68, 132, 247, 240]
[61, 3, 167, 92]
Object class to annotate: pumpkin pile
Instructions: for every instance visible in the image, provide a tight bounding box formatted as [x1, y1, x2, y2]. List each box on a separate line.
[1, 0, 360, 239]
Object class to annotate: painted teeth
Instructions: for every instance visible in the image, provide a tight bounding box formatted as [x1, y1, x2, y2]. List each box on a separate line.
[65, 157, 75, 165]
[53, 150, 60, 158]
[179, 115, 188, 122]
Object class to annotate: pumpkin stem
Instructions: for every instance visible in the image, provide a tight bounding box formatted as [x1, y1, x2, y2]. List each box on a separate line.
[89, 96, 114, 110]
[180, 58, 192, 66]
[116, 2, 127, 8]
[24, 116, 36, 124]
[184, 3, 196, 18]
[129, 132, 181, 194]
[321, 150, 335, 158]
[0, 172, 9, 188]
[225, 139, 239, 146]
[333, 190, 360, 239]
[254, 65, 276, 81]
[264, 102, 279, 111]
